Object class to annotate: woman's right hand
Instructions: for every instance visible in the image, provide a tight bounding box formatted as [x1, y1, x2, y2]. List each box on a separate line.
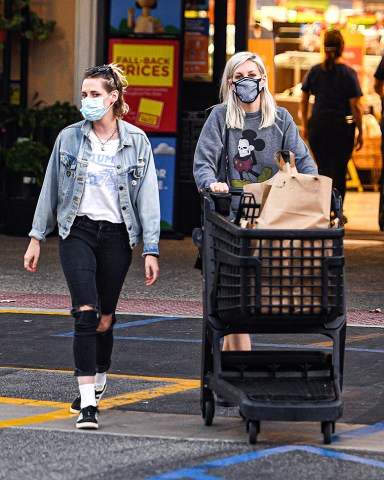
[209, 182, 229, 193]
[24, 238, 41, 272]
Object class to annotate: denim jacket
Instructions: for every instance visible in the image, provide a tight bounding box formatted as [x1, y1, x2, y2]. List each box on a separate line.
[29, 119, 160, 256]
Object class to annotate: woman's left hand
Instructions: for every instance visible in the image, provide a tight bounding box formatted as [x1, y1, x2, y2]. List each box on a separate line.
[145, 255, 159, 286]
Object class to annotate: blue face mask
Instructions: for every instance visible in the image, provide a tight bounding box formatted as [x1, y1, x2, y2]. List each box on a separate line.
[80, 92, 114, 121]
[232, 77, 263, 104]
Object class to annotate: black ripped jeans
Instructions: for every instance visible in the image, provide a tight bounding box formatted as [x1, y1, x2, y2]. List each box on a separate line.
[59, 215, 132, 377]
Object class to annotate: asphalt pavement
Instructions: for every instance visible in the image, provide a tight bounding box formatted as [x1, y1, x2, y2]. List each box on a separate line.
[0, 191, 384, 480]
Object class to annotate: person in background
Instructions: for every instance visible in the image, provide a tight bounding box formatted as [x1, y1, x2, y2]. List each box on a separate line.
[301, 29, 364, 220]
[193, 51, 317, 405]
[23, 63, 160, 429]
[373, 57, 384, 231]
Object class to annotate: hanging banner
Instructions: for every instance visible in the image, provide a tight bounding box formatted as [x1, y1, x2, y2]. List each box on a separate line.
[184, 18, 210, 76]
[109, 39, 180, 133]
[149, 136, 177, 230]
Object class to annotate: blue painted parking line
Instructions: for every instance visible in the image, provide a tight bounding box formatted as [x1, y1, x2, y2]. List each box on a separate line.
[145, 445, 384, 480]
[52, 330, 384, 354]
[51, 319, 384, 354]
[251, 343, 384, 355]
[334, 421, 384, 441]
[114, 336, 201, 343]
[53, 316, 182, 337]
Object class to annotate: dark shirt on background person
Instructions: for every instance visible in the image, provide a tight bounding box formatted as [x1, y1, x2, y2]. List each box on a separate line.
[302, 63, 363, 116]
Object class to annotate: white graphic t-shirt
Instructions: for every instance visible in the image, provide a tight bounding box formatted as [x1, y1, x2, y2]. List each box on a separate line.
[77, 130, 123, 223]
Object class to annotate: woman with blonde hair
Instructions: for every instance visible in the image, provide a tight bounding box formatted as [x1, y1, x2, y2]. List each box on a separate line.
[24, 63, 160, 429]
[194, 51, 317, 405]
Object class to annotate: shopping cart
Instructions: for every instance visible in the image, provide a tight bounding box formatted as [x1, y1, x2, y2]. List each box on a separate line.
[199, 189, 346, 444]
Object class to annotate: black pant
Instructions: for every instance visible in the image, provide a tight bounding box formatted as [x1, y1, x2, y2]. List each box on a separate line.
[307, 114, 356, 202]
[59, 216, 132, 376]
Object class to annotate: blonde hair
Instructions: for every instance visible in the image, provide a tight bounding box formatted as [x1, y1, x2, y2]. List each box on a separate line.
[83, 62, 129, 119]
[219, 51, 276, 130]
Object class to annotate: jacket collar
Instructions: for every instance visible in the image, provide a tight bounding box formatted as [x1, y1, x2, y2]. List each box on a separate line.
[81, 119, 133, 146]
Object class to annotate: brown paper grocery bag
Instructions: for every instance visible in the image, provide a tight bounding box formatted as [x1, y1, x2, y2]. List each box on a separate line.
[255, 151, 332, 230]
[243, 150, 298, 223]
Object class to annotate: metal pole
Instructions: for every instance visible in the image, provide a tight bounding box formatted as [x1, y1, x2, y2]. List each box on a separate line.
[1, 0, 13, 103]
[20, 3, 30, 108]
[235, 0, 248, 53]
[213, 0, 228, 89]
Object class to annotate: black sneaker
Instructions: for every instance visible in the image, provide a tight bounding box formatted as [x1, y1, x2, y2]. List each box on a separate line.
[70, 384, 107, 414]
[76, 405, 98, 429]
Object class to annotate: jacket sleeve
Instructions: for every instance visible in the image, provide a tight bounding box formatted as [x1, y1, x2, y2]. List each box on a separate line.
[29, 135, 61, 242]
[136, 142, 161, 256]
[282, 110, 318, 175]
[193, 108, 225, 191]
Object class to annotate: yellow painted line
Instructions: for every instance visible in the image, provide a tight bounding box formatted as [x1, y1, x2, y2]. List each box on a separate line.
[0, 368, 199, 429]
[0, 365, 198, 384]
[309, 332, 382, 347]
[100, 380, 200, 410]
[0, 409, 70, 429]
[0, 309, 70, 316]
[0, 397, 70, 408]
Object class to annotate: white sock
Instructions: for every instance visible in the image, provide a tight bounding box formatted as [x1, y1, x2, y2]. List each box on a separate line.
[95, 372, 107, 391]
[79, 384, 96, 409]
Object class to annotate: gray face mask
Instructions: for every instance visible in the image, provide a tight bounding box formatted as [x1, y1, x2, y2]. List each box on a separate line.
[232, 77, 263, 104]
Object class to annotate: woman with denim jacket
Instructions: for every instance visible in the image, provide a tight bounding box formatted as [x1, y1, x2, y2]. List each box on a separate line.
[23, 63, 160, 429]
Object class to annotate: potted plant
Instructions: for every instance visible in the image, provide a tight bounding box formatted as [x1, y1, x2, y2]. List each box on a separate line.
[2, 137, 49, 191]
[1, 137, 49, 236]
[37, 101, 82, 150]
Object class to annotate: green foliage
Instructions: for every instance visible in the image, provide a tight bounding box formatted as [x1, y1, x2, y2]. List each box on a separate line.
[38, 101, 82, 130]
[0, 12, 24, 30]
[0, 100, 81, 184]
[0, 0, 55, 42]
[22, 11, 56, 41]
[2, 139, 49, 185]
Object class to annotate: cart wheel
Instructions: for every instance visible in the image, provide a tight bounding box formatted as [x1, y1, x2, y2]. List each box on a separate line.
[246, 420, 260, 433]
[248, 421, 259, 444]
[322, 422, 333, 444]
[203, 400, 214, 426]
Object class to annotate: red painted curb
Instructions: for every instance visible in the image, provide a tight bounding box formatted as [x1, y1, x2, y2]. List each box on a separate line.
[1, 291, 383, 325]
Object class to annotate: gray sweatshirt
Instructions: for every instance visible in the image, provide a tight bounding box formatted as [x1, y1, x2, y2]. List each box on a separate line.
[193, 104, 317, 191]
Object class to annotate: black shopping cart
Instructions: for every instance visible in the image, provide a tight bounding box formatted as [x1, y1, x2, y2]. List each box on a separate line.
[199, 189, 346, 444]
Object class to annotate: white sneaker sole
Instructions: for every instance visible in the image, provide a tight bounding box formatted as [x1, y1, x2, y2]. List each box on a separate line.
[76, 421, 99, 429]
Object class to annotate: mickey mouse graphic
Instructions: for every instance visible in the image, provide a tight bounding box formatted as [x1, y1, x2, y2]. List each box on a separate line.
[231, 129, 269, 188]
